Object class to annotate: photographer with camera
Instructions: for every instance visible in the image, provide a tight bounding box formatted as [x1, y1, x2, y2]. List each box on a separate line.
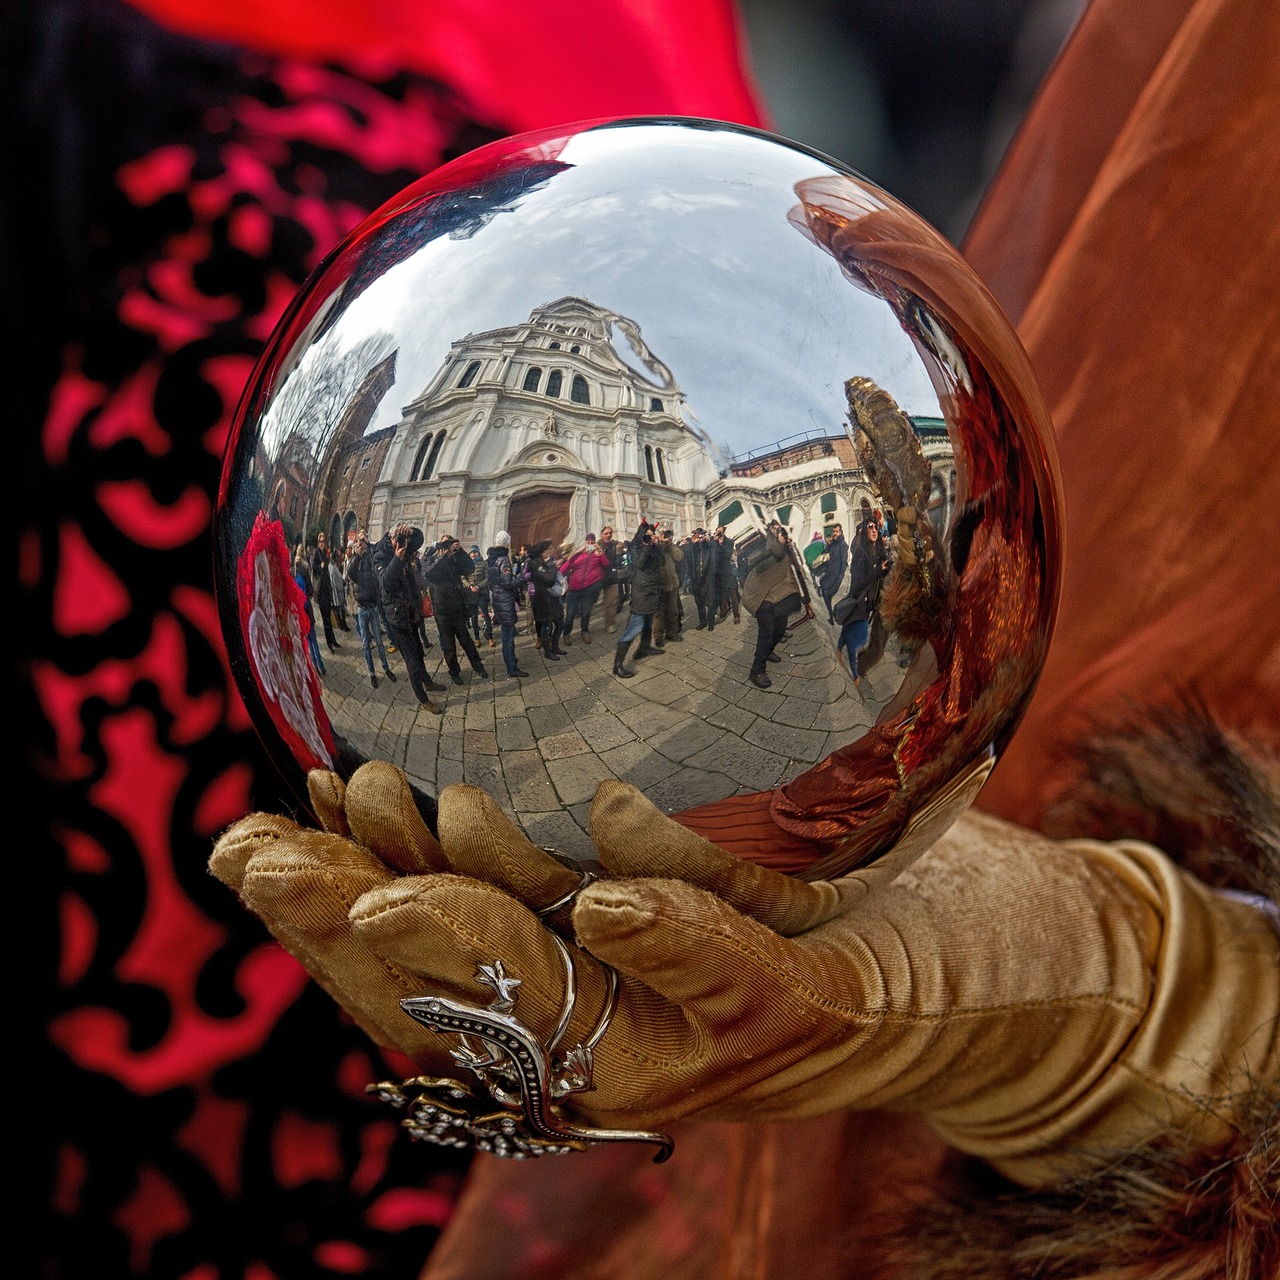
[425, 536, 490, 686]
[710, 524, 740, 626]
[651, 526, 684, 645]
[740, 520, 801, 689]
[613, 520, 665, 678]
[373, 524, 444, 712]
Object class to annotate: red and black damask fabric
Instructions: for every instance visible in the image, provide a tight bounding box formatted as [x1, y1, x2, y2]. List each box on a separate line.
[22, 7, 500, 1275]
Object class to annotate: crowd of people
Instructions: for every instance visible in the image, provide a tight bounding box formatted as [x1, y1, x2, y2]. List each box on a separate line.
[288, 509, 901, 707]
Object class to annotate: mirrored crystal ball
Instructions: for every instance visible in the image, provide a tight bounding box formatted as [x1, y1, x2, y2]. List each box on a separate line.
[214, 117, 1060, 880]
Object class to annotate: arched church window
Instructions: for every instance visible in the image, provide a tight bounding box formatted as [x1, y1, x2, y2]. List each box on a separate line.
[650, 397, 663, 412]
[644, 445, 655, 482]
[458, 361, 481, 388]
[549, 341, 561, 349]
[570, 375, 590, 404]
[569, 345, 581, 354]
[523, 366, 543, 392]
[411, 433, 435, 481]
[546, 370, 563, 398]
[655, 449, 668, 485]
[423, 432, 446, 481]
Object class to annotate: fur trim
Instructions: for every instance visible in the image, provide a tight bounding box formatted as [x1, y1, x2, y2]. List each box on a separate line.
[856, 703, 1280, 1278]
[879, 1084, 1279, 1279]
[1041, 696, 1280, 897]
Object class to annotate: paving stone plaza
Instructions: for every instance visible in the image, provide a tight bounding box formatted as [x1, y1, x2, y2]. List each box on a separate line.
[318, 607, 905, 857]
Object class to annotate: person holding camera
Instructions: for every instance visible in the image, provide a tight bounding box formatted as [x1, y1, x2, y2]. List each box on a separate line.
[740, 521, 801, 689]
[373, 524, 444, 713]
[651, 526, 684, 645]
[425, 536, 490, 686]
[613, 520, 665, 677]
[711, 524, 740, 626]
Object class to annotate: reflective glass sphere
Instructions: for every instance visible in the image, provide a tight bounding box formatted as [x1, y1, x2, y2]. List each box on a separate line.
[215, 117, 1060, 879]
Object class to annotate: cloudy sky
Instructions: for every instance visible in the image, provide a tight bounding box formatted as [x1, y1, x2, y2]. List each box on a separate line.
[299, 121, 944, 461]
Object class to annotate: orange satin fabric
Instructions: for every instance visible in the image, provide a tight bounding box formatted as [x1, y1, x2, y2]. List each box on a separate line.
[968, 0, 1280, 828]
[423, 1112, 946, 1280]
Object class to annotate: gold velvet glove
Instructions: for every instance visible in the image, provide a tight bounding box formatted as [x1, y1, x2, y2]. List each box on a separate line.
[210, 762, 1278, 1186]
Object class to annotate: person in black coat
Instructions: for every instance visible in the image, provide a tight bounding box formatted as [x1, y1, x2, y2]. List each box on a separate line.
[374, 525, 443, 711]
[424, 536, 489, 685]
[817, 523, 850, 624]
[466, 544, 492, 645]
[345, 531, 397, 688]
[527, 539, 566, 660]
[486, 531, 528, 678]
[708, 524, 740, 626]
[686, 528, 716, 630]
[613, 520, 665, 677]
[310, 532, 341, 652]
[596, 525, 622, 632]
[834, 518, 891, 685]
[292, 545, 325, 676]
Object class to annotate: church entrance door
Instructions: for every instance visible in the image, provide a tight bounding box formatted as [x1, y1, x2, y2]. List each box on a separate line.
[507, 491, 571, 552]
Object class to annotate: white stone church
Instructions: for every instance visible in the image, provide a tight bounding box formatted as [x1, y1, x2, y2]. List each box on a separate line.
[367, 297, 721, 551]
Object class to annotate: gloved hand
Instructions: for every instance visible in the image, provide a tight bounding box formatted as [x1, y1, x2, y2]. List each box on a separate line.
[211, 762, 1278, 1186]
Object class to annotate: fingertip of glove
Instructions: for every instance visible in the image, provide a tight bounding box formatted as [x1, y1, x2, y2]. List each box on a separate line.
[590, 777, 646, 808]
[437, 785, 521, 863]
[345, 763, 445, 874]
[347, 760, 414, 804]
[307, 770, 349, 836]
[346, 873, 435, 923]
[588, 782, 709, 873]
[587, 779, 654, 832]
[573, 879, 753, 986]
[349, 871, 508, 925]
[209, 814, 298, 888]
[572, 878, 695, 947]
[437, 782, 503, 831]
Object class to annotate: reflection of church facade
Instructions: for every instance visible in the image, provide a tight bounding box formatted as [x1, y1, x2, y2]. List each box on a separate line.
[368, 298, 720, 550]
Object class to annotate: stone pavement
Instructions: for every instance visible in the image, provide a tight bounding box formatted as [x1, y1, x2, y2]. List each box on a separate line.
[317, 602, 905, 857]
